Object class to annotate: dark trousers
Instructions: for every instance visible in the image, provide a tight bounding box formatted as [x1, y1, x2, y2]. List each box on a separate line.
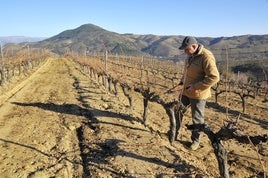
[179, 95, 206, 143]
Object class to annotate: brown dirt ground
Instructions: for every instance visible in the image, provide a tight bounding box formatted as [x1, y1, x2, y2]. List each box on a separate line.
[0, 57, 267, 178]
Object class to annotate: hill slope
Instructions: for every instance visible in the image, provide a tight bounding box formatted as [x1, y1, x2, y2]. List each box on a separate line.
[37, 24, 143, 55]
[3, 23, 268, 61]
[35, 23, 268, 60]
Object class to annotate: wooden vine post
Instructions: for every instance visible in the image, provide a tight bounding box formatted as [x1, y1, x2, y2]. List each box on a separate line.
[1, 42, 5, 85]
[104, 50, 109, 90]
[27, 44, 31, 71]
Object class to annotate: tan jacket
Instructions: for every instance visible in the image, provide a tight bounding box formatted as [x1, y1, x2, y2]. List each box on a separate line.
[182, 45, 220, 99]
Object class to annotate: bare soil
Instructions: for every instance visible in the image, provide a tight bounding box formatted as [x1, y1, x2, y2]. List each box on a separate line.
[0, 58, 267, 178]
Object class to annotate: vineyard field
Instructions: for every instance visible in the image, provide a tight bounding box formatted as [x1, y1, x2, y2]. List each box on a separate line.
[0, 57, 267, 177]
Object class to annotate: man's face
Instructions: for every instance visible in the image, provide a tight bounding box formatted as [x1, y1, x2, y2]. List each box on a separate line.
[184, 45, 195, 55]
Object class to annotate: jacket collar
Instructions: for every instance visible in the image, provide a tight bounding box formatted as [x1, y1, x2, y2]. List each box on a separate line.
[188, 44, 203, 58]
[193, 44, 203, 56]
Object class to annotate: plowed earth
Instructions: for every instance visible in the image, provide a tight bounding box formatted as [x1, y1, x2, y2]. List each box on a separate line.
[0, 58, 267, 178]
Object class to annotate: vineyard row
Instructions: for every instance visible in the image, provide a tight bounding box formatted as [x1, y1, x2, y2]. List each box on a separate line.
[0, 49, 51, 85]
[67, 53, 267, 178]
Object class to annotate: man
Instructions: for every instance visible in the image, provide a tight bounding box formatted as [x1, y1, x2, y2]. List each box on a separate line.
[178, 36, 220, 150]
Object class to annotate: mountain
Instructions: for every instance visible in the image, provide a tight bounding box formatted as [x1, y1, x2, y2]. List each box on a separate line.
[4, 23, 268, 62]
[0, 36, 46, 45]
[36, 24, 143, 55]
[34, 24, 188, 57]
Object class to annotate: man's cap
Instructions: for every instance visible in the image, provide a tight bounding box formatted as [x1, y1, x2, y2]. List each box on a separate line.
[179, 36, 197, 50]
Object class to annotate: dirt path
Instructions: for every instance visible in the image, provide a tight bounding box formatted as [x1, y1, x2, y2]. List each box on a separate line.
[0, 58, 267, 178]
[0, 58, 84, 177]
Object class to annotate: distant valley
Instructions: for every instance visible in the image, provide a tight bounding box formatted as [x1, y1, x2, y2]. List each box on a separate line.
[0, 36, 47, 45]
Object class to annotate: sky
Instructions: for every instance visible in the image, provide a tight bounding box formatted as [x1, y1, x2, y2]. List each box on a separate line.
[1, 0, 268, 38]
